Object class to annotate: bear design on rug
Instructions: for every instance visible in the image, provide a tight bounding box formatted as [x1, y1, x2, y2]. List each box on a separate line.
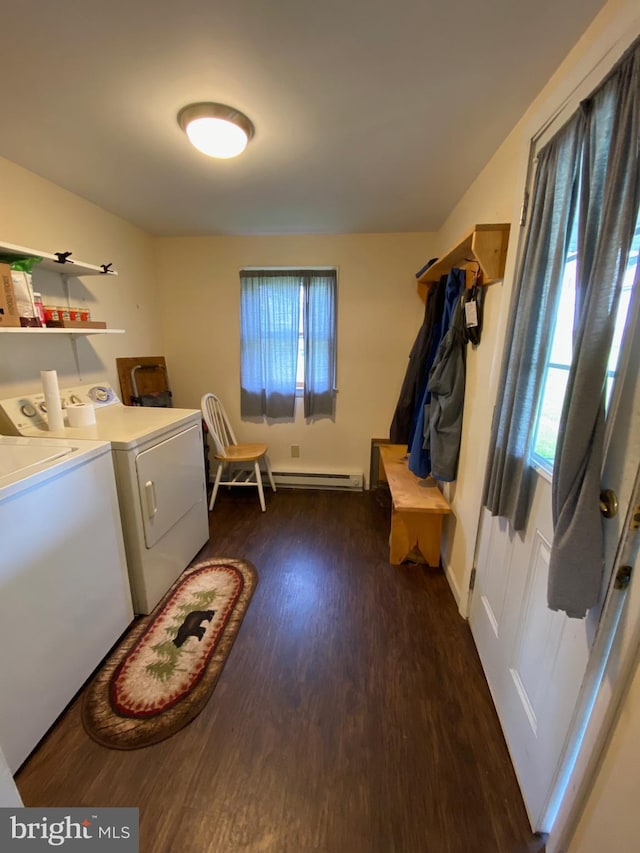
[173, 610, 216, 648]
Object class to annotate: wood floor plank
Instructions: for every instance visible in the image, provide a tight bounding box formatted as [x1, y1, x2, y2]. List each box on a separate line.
[16, 488, 545, 853]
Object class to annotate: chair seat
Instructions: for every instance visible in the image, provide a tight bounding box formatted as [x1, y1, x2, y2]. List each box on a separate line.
[216, 443, 268, 463]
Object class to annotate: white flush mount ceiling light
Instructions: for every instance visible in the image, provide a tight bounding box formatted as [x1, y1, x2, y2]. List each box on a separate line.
[177, 102, 255, 159]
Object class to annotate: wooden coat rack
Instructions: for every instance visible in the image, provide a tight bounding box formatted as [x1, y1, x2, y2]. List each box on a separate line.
[417, 223, 510, 288]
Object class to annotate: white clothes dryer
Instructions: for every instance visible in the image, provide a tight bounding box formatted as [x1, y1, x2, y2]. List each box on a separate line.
[0, 383, 210, 614]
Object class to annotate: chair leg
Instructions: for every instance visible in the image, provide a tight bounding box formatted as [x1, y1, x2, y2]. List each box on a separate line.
[254, 460, 266, 511]
[210, 462, 224, 510]
[265, 454, 277, 492]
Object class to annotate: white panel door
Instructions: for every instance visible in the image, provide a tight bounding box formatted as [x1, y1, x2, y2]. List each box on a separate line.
[472, 478, 595, 829]
[470, 248, 640, 831]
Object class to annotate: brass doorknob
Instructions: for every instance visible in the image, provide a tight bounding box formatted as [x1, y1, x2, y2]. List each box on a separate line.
[600, 489, 619, 518]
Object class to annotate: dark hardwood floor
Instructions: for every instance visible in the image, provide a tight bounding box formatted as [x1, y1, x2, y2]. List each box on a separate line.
[17, 488, 545, 853]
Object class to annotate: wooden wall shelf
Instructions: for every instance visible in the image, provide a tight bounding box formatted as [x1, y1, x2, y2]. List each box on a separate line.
[417, 223, 510, 286]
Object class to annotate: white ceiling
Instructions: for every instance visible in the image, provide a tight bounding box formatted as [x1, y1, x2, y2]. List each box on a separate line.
[0, 0, 604, 236]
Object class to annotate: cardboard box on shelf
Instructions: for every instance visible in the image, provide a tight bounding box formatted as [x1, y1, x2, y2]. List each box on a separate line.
[10, 268, 39, 326]
[0, 263, 21, 327]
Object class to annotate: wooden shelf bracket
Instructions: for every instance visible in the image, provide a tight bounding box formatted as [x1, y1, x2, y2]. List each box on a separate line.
[417, 223, 510, 286]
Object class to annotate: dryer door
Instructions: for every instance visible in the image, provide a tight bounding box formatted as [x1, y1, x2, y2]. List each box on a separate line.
[135, 423, 205, 549]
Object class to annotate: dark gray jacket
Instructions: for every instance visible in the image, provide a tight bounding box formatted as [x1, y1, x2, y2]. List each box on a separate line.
[426, 295, 466, 482]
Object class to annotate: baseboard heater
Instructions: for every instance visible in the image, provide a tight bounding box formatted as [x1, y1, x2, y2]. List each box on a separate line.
[271, 470, 364, 491]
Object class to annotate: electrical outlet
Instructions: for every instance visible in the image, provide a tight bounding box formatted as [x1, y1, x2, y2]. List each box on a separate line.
[291, 444, 300, 458]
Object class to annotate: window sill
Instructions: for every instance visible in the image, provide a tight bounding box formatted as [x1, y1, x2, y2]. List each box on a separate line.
[531, 459, 553, 484]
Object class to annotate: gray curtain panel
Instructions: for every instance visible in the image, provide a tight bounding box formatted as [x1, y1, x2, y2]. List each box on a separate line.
[548, 40, 640, 617]
[482, 113, 583, 530]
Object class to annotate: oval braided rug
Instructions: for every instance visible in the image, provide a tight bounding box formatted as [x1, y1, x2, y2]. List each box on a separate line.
[82, 557, 257, 750]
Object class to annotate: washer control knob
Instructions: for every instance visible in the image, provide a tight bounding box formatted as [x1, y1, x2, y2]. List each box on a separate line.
[89, 386, 111, 403]
[69, 393, 82, 405]
[20, 403, 37, 418]
[39, 402, 48, 413]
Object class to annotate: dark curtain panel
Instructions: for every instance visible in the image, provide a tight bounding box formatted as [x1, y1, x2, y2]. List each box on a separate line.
[549, 39, 640, 617]
[482, 113, 583, 529]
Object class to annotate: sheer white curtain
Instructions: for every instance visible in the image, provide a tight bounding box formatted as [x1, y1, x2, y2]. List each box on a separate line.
[240, 269, 337, 419]
[303, 271, 337, 418]
[240, 272, 299, 418]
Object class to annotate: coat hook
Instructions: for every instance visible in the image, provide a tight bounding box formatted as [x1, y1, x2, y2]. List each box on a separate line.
[54, 251, 73, 264]
[100, 263, 113, 274]
[464, 258, 482, 287]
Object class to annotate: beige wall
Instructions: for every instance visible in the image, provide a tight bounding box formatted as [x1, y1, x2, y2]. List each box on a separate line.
[0, 157, 163, 400]
[433, 131, 525, 606]
[153, 233, 436, 481]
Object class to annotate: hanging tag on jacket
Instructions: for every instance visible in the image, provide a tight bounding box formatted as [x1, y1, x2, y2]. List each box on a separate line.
[465, 298, 479, 328]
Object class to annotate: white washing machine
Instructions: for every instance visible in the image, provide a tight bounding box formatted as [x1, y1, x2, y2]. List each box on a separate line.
[0, 434, 133, 771]
[0, 383, 210, 615]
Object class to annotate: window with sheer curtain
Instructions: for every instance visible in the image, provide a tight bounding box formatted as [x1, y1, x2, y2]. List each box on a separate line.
[240, 269, 337, 420]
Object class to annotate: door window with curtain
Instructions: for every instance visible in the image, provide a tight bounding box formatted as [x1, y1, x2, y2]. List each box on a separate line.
[531, 217, 640, 469]
[240, 268, 337, 420]
[483, 36, 640, 618]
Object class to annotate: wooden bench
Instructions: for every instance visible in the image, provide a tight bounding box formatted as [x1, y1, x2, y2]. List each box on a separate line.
[379, 444, 451, 566]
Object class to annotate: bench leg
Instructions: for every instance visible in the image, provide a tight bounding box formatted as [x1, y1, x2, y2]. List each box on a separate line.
[389, 509, 443, 566]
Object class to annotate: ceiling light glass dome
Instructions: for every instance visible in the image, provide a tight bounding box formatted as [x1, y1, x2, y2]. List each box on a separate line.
[177, 103, 255, 159]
